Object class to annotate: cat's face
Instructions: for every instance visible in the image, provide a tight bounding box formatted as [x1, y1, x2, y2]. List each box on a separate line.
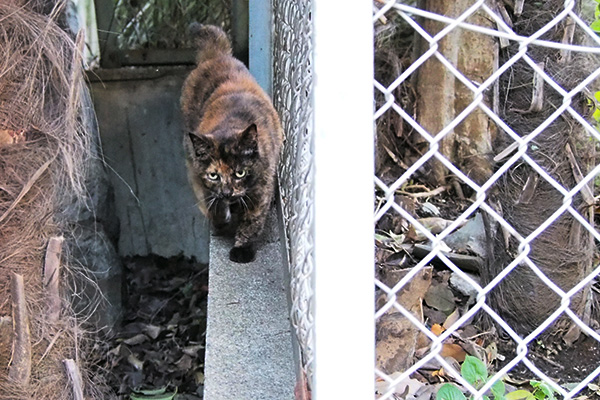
[202, 160, 250, 199]
[187, 124, 259, 203]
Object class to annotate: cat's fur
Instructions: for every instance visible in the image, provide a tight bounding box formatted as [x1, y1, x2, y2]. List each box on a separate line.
[181, 24, 283, 263]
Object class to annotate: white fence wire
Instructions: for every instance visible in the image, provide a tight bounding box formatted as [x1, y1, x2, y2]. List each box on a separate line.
[272, 0, 316, 382]
[275, 0, 600, 399]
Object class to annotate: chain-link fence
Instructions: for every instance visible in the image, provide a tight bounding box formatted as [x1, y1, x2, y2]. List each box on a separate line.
[272, 0, 316, 383]
[373, 0, 600, 399]
[110, 0, 229, 50]
[275, 0, 600, 398]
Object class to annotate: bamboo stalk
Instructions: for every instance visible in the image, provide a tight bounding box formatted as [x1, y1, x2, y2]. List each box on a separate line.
[9, 272, 31, 385]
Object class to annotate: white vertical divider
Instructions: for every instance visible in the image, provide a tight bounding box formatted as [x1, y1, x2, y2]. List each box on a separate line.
[312, 2, 375, 399]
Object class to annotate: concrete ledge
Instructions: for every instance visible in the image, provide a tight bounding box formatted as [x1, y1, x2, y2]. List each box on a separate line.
[204, 211, 295, 400]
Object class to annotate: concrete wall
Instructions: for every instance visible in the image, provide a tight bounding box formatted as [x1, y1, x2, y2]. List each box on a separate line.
[89, 67, 209, 264]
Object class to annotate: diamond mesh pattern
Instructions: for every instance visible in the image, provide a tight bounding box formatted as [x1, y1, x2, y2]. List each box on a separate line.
[374, 1, 600, 399]
[272, 0, 315, 383]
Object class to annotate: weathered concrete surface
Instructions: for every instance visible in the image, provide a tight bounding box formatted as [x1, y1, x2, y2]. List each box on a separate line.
[204, 210, 295, 400]
[89, 67, 209, 263]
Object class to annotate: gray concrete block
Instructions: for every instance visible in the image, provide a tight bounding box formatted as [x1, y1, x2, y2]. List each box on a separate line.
[204, 211, 295, 400]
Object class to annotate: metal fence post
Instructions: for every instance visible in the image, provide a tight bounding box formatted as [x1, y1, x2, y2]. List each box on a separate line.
[249, 0, 272, 96]
[312, 2, 375, 398]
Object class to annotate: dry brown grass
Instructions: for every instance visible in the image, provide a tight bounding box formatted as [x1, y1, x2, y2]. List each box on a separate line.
[0, 0, 102, 398]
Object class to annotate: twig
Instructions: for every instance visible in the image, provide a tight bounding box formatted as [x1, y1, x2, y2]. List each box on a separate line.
[63, 359, 84, 400]
[397, 186, 447, 198]
[37, 329, 64, 365]
[44, 236, 64, 324]
[560, 16, 576, 63]
[9, 272, 31, 385]
[374, 4, 388, 25]
[565, 143, 594, 207]
[384, 145, 409, 170]
[494, 1, 512, 48]
[531, 351, 564, 370]
[513, 61, 545, 114]
[514, 0, 524, 17]
[517, 173, 539, 204]
[0, 154, 56, 224]
[452, 179, 465, 200]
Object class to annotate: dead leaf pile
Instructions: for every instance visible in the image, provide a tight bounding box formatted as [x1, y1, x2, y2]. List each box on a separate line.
[99, 256, 208, 399]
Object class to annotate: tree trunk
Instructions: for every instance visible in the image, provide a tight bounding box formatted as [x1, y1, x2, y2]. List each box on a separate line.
[416, 0, 496, 186]
[482, 0, 594, 343]
[416, 0, 594, 343]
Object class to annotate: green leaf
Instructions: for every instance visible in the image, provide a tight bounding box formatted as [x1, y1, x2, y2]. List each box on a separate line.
[138, 388, 167, 395]
[536, 382, 556, 400]
[491, 379, 506, 400]
[590, 19, 600, 32]
[505, 390, 535, 400]
[436, 384, 468, 400]
[461, 355, 488, 387]
[593, 108, 600, 124]
[130, 387, 177, 400]
[594, 91, 600, 103]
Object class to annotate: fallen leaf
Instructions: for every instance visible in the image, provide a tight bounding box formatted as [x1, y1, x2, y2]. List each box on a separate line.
[175, 354, 193, 370]
[194, 371, 205, 385]
[432, 324, 445, 336]
[143, 324, 162, 340]
[127, 353, 144, 371]
[443, 308, 461, 330]
[123, 334, 148, 346]
[424, 284, 456, 314]
[407, 217, 464, 242]
[486, 342, 498, 363]
[441, 343, 467, 362]
[375, 372, 425, 397]
[183, 344, 204, 357]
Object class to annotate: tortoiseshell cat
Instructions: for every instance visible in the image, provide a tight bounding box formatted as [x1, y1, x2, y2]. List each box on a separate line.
[181, 24, 283, 263]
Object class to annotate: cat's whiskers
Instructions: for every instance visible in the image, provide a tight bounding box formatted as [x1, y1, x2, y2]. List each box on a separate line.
[205, 194, 218, 212]
[239, 195, 249, 212]
[242, 194, 255, 208]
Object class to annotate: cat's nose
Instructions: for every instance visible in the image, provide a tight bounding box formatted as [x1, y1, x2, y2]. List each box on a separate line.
[221, 187, 232, 197]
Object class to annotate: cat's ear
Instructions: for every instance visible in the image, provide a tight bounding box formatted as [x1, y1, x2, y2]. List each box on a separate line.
[188, 133, 213, 161]
[239, 124, 258, 157]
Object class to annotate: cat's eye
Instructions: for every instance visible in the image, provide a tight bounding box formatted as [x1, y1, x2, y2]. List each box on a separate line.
[207, 172, 219, 181]
[235, 169, 247, 179]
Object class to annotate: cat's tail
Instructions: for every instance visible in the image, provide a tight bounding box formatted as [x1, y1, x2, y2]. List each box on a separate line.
[189, 22, 232, 62]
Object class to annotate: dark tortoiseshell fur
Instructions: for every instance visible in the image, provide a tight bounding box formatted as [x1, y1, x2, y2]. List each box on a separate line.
[181, 24, 283, 263]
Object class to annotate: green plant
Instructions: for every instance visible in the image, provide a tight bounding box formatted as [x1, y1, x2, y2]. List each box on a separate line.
[435, 355, 558, 400]
[591, 0, 600, 32]
[504, 381, 557, 400]
[593, 91, 600, 127]
[436, 355, 505, 400]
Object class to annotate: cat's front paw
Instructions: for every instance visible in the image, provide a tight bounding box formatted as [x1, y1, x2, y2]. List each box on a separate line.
[229, 245, 255, 263]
